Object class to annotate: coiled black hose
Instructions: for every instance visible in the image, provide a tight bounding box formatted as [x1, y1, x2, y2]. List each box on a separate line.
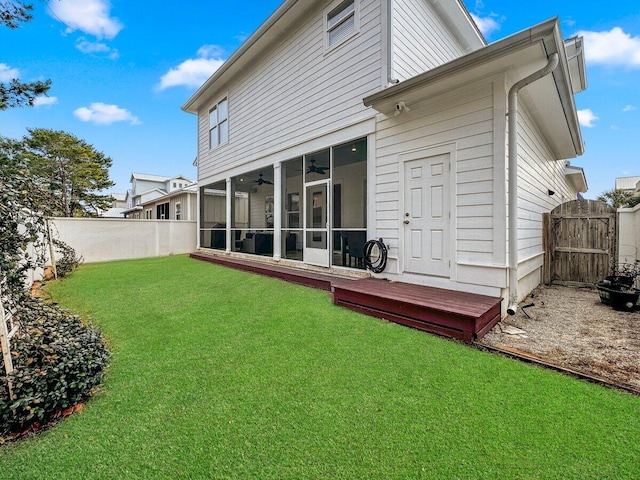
[363, 238, 388, 273]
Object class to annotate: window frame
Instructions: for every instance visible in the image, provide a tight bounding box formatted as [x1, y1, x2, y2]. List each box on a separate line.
[157, 202, 170, 220]
[324, 0, 359, 52]
[175, 201, 182, 221]
[209, 96, 229, 150]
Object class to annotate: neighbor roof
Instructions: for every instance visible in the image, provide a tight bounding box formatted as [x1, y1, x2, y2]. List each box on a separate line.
[130, 173, 193, 183]
[615, 176, 640, 191]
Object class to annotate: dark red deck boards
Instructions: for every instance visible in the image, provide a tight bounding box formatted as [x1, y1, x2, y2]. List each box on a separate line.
[190, 251, 502, 343]
[332, 278, 501, 343]
[189, 251, 346, 291]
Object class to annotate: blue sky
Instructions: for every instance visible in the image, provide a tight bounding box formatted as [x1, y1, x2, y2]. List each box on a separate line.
[1, 0, 639, 198]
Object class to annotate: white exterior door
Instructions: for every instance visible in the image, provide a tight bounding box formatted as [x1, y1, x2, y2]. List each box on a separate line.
[304, 180, 330, 267]
[403, 153, 450, 277]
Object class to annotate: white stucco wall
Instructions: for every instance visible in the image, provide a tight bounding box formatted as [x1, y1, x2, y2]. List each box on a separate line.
[49, 218, 197, 264]
[618, 205, 640, 264]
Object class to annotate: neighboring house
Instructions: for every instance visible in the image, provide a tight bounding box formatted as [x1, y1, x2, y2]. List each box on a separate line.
[615, 176, 640, 197]
[99, 192, 127, 218]
[182, 0, 588, 314]
[122, 173, 196, 220]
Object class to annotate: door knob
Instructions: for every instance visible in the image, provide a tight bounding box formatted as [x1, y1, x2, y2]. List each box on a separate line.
[403, 220, 410, 224]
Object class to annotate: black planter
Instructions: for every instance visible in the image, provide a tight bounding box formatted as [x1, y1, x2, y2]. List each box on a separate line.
[597, 282, 639, 311]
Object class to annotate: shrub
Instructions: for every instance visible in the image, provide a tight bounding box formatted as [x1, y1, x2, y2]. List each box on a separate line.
[52, 238, 83, 278]
[0, 296, 110, 438]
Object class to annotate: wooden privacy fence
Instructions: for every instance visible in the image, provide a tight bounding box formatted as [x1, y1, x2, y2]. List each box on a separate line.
[543, 199, 617, 286]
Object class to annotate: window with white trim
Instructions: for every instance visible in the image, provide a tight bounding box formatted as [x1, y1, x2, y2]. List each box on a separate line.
[145, 209, 152, 219]
[209, 97, 228, 149]
[326, 0, 356, 48]
[175, 202, 182, 221]
[157, 202, 170, 220]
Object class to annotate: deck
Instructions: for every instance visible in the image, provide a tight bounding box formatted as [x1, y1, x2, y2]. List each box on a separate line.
[190, 251, 502, 343]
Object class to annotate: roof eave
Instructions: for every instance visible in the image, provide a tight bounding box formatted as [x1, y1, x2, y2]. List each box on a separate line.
[363, 17, 584, 159]
[364, 18, 560, 107]
[565, 165, 588, 193]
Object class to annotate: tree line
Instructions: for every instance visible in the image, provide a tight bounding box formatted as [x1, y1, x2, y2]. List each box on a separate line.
[1, 1, 115, 217]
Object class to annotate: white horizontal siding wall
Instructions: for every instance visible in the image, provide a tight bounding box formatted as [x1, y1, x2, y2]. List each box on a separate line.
[197, 0, 383, 183]
[373, 78, 506, 295]
[392, 0, 470, 81]
[513, 102, 580, 288]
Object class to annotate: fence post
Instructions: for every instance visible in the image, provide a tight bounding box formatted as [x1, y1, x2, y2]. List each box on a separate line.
[0, 276, 16, 400]
[46, 218, 58, 280]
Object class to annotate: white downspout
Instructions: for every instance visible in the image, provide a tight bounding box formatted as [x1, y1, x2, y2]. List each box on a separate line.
[506, 53, 559, 315]
[387, 0, 399, 85]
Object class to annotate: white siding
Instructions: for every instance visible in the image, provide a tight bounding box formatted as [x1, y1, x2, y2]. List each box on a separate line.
[197, 0, 383, 182]
[516, 103, 578, 262]
[373, 78, 502, 293]
[618, 204, 640, 265]
[392, 0, 470, 81]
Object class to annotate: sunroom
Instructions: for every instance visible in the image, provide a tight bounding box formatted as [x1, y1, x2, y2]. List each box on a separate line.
[198, 137, 368, 270]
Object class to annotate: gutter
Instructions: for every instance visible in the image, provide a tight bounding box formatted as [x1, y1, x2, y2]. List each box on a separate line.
[506, 52, 559, 315]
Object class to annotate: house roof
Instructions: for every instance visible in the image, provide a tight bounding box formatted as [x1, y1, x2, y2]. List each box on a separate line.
[615, 176, 640, 191]
[363, 17, 585, 160]
[141, 183, 198, 205]
[130, 172, 193, 183]
[181, 0, 485, 114]
[121, 205, 143, 215]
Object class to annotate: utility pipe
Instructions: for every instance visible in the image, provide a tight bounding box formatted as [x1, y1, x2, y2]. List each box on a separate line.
[387, 0, 399, 85]
[506, 53, 559, 315]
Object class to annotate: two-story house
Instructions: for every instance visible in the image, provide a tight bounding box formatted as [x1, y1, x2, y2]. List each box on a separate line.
[122, 173, 196, 220]
[183, 0, 588, 315]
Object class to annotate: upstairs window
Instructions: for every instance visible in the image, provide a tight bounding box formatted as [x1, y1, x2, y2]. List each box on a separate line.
[209, 97, 228, 149]
[327, 0, 356, 49]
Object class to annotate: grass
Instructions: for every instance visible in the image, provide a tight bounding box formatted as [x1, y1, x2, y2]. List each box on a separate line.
[1, 254, 639, 479]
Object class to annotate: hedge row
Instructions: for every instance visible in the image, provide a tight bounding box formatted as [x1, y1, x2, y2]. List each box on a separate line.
[1, 296, 110, 438]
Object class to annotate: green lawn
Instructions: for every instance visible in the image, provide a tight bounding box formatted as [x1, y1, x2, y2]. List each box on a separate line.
[1, 255, 639, 479]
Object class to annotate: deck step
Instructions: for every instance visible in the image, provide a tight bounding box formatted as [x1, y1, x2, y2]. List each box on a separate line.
[332, 278, 501, 343]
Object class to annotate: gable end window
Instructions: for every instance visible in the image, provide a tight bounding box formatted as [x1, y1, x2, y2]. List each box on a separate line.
[209, 97, 228, 149]
[326, 0, 357, 49]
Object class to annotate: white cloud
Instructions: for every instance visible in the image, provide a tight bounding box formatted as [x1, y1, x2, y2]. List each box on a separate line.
[578, 27, 640, 67]
[49, 0, 123, 40]
[471, 13, 501, 37]
[75, 38, 120, 59]
[74, 102, 140, 125]
[0, 63, 19, 81]
[578, 109, 599, 127]
[196, 45, 225, 59]
[158, 45, 226, 90]
[33, 96, 58, 107]
[623, 105, 636, 112]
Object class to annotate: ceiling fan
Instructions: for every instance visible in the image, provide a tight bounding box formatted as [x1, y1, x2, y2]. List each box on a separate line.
[307, 158, 328, 175]
[253, 173, 273, 185]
